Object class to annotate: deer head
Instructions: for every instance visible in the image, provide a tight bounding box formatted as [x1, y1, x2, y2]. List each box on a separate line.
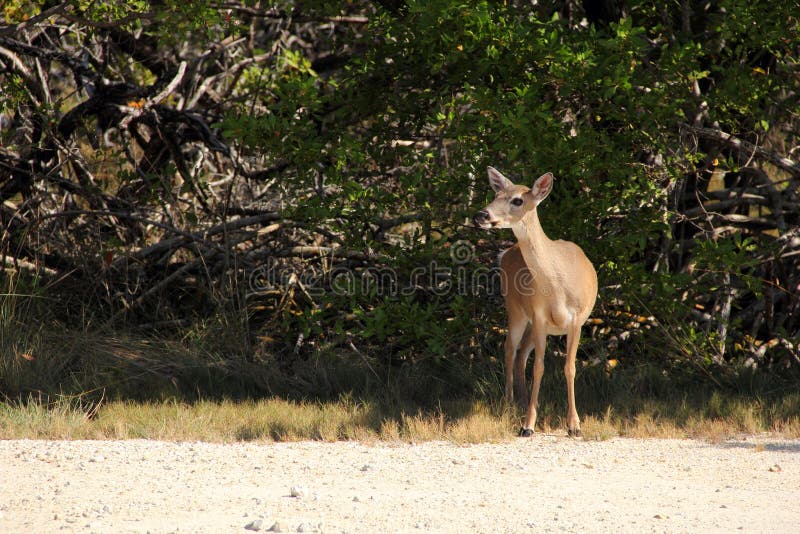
[473, 167, 553, 229]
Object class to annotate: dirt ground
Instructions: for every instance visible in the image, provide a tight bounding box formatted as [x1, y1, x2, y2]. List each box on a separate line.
[1, 435, 798, 533]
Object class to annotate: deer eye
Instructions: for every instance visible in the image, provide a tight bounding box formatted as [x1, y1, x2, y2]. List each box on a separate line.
[510, 197, 523, 207]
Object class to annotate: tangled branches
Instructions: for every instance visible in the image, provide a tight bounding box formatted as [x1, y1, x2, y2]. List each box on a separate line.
[0, 2, 369, 320]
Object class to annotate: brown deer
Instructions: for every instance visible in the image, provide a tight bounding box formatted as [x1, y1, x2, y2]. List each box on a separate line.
[474, 167, 597, 437]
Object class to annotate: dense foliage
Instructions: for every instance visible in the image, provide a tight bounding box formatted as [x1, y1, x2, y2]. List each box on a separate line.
[1, 0, 798, 399]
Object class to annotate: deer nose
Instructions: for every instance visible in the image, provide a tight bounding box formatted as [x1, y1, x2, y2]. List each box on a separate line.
[473, 210, 490, 226]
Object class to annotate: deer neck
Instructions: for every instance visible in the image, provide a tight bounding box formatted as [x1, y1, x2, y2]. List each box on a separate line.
[511, 209, 552, 272]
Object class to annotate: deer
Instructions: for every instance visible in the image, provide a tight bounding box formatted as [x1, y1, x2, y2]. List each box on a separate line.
[473, 167, 597, 438]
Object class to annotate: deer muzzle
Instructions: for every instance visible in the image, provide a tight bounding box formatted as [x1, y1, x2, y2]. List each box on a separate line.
[473, 210, 494, 229]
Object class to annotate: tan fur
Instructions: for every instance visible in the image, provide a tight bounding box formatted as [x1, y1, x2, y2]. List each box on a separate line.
[476, 167, 597, 436]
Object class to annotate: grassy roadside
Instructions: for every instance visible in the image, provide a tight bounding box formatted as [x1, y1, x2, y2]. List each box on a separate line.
[3, 331, 799, 443]
[2, 280, 799, 443]
[0, 398, 514, 443]
[2, 391, 798, 443]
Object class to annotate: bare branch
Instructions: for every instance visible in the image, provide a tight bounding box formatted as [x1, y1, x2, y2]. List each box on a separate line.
[682, 123, 800, 177]
[118, 61, 188, 130]
[0, 2, 71, 37]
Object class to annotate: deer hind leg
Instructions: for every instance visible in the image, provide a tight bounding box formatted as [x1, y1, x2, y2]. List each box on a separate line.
[564, 321, 582, 437]
[513, 325, 535, 408]
[520, 317, 547, 437]
[504, 314, 528, 405]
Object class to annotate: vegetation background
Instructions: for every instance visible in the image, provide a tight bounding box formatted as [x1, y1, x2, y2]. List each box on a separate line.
[1, 0, 798, 438]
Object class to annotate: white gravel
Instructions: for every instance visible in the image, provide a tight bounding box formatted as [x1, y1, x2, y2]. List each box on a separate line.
[1, 435, 798, 533]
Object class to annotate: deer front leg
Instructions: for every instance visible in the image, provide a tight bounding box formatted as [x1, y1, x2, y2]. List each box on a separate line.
[504, 318, 527, 405]
[513, 326, 535, 408]
[564, 322, 582, 437]
[520, 319, 547, 437]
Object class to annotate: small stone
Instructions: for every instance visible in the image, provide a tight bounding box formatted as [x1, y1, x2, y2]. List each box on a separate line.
[290, 485, 307, 498]
[268, 521, 286, 532]
[360, 464, 373, 472]
[245, 519, 264, 531]
[296, 524, 308, 533]
[769, 464, 782, 472]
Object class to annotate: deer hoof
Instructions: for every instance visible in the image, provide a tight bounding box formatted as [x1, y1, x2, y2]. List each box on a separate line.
[567, 428, 582, 438]
[518, 427, 534, 438]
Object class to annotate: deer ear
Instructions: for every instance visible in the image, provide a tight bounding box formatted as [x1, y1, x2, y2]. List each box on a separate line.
[487, 166, 513, 193]
[531, 172, 554, 202]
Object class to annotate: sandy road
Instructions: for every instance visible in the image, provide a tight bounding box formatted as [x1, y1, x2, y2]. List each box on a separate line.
[1, 435, 798, 533]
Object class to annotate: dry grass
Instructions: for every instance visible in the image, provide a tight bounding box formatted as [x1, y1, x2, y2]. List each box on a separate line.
[0, 398, 515, 443]
[2, 282, 798, 444]
[1, 393, 798, 443]
[3, 272, 799, 444]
